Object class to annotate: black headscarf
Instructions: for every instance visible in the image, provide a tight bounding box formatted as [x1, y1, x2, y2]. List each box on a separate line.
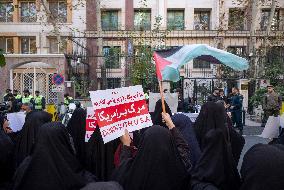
[14, 111, 52, 168]
[0, 115, 14, 186]
[86, 126, 120, 181]
[13, 122, 95, 190]
[151, 99, 172, 128]
[194, 102, 228, 149]
[80, 182, 123, 190]
[240, 144, 284, 190]
[112, 126, 189, 190]
[67, 108, 87, 166]
[172, 114, 201, 169]
[192, 102, 242, 190]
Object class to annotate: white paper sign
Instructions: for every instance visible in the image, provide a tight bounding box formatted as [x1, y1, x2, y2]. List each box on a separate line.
[260, 116, 280, 138]
[51, 84, 64, 92]
[7, 112, 26, 132]
[149, 92, 178, 113]
[85, 107, 97, 142]
[90, 85, 152, 143]
[280, 114, 284, 128]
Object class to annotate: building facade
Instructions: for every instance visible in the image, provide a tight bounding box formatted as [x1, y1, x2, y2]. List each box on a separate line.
[1, 0, 284, 104]
[83, 0, 284, 104]
[0, 0, 86, 102]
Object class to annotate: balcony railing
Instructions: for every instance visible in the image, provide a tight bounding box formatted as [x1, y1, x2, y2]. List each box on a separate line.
[84, 29, 284, 39]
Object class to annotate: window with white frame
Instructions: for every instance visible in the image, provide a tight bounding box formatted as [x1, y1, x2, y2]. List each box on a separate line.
[0, 2, 13, 22]
[101, 10, 119, 31]
[134, 9, 151, 30]
[167, 10, 184, 30]
[20, 1, 36, 22]
[194, 10, 211, 30]
[49, 37, 67, 54]
[0, 37, 13, 53]
[49, 1, 67, 23]
[261, 9, 280, 31]
[20, 37, 36, 54]
[227, 46, 246, 57]
[103, 46, 121, 69]
[228, 8, 245, 30]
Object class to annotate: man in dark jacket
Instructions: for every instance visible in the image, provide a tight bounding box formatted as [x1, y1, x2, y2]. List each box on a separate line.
[230, 87, 243, 133]
[207, 88, 221, 102]
[261, 85, 282, 127]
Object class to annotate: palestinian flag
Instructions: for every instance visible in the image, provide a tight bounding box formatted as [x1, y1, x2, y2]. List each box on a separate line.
[153, 44, 249, 82]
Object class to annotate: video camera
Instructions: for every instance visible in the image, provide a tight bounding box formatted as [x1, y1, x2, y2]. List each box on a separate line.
[0, 102, 9, 117]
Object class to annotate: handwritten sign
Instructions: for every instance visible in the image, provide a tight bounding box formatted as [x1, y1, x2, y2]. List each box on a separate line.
[85, 107, 97, 142]
[7, 112, 26, 132]
[90, 85, 153, 143]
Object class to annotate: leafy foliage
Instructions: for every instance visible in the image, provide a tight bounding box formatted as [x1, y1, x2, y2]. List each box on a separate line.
[0, 49, 6, 68]
[249, 88, 266, 107]
[130, 45, 156, 87]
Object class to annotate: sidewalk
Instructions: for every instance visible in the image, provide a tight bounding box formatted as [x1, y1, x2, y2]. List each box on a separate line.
[243, 118, 263, 136]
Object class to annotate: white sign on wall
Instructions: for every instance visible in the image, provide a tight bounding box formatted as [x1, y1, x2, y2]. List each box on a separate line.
[51, 84, 64, 92]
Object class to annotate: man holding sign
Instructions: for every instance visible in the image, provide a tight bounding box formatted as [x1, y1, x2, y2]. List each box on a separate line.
[90, 85, 153, 143]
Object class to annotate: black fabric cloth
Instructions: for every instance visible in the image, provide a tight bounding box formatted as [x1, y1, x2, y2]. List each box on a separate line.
[192, 102, 242, 190]
[240, 144, 284, 190]
[150, 99, 172, 128]
[13, 122, 96, 190]
[207, 94, 220, 102]
[191, 129, 241, 190]
[14, 111, 52, 168]
[67, 108, 87, 166]
[86, 127, 120, 181]
[169, 127, 192, 173]
[0, 116, 14, 188]
[112, 126, 189, 190]
[172, 114, 201, 168]
[194, 102, 228, 149]
[80, 182, 123, 190]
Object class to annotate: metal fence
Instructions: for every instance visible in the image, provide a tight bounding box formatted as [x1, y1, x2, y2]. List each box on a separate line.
[66, 30, 284, 99]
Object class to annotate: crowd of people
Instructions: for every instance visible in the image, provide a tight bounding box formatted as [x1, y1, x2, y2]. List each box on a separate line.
[1, 89, 46, 114]
[0, 87, 284, 190]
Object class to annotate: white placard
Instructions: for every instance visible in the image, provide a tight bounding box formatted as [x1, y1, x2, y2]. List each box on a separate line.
[260, 116, 280, 139]
[51, 84, 64, 92]
[7, 112, 26, 132]
[149, 92, 178, 113]
[90, 85, 152, 143]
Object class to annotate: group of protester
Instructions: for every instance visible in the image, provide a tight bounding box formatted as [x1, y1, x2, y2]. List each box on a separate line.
[1, 91, 284, 189]
[207, 87, 244, 134]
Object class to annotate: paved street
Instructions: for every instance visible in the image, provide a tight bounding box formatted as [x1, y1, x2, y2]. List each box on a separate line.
[237, 117, 270, 170]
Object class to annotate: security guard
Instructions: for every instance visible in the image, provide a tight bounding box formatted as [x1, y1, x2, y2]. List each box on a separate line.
[13, 90, 22, 103]
[22, 89, 34, 105]
[34, 90, 46, 111]
[3, 89, 12, 102]
[261, 85, 282, 127]
[230, 87, 243, 134]
[64, 93, 74, 106]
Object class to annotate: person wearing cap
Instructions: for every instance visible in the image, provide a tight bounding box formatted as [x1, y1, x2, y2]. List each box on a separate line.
[22, 90, 34, 106]
[261, 85, 282, 127]
[64, 93, 74, 106]
[13, 90, 22, 103]
[34, 90, 46, 111]
[207, 88, 221, 102]
[3, 89, 12, 102]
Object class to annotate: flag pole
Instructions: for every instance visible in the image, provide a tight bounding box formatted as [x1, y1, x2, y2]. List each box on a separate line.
[159, 81, 166, 113]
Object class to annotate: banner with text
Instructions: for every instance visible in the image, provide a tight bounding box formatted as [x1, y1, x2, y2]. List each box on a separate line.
[85, 107, 97, 142]
[90, 85, 152, 143]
